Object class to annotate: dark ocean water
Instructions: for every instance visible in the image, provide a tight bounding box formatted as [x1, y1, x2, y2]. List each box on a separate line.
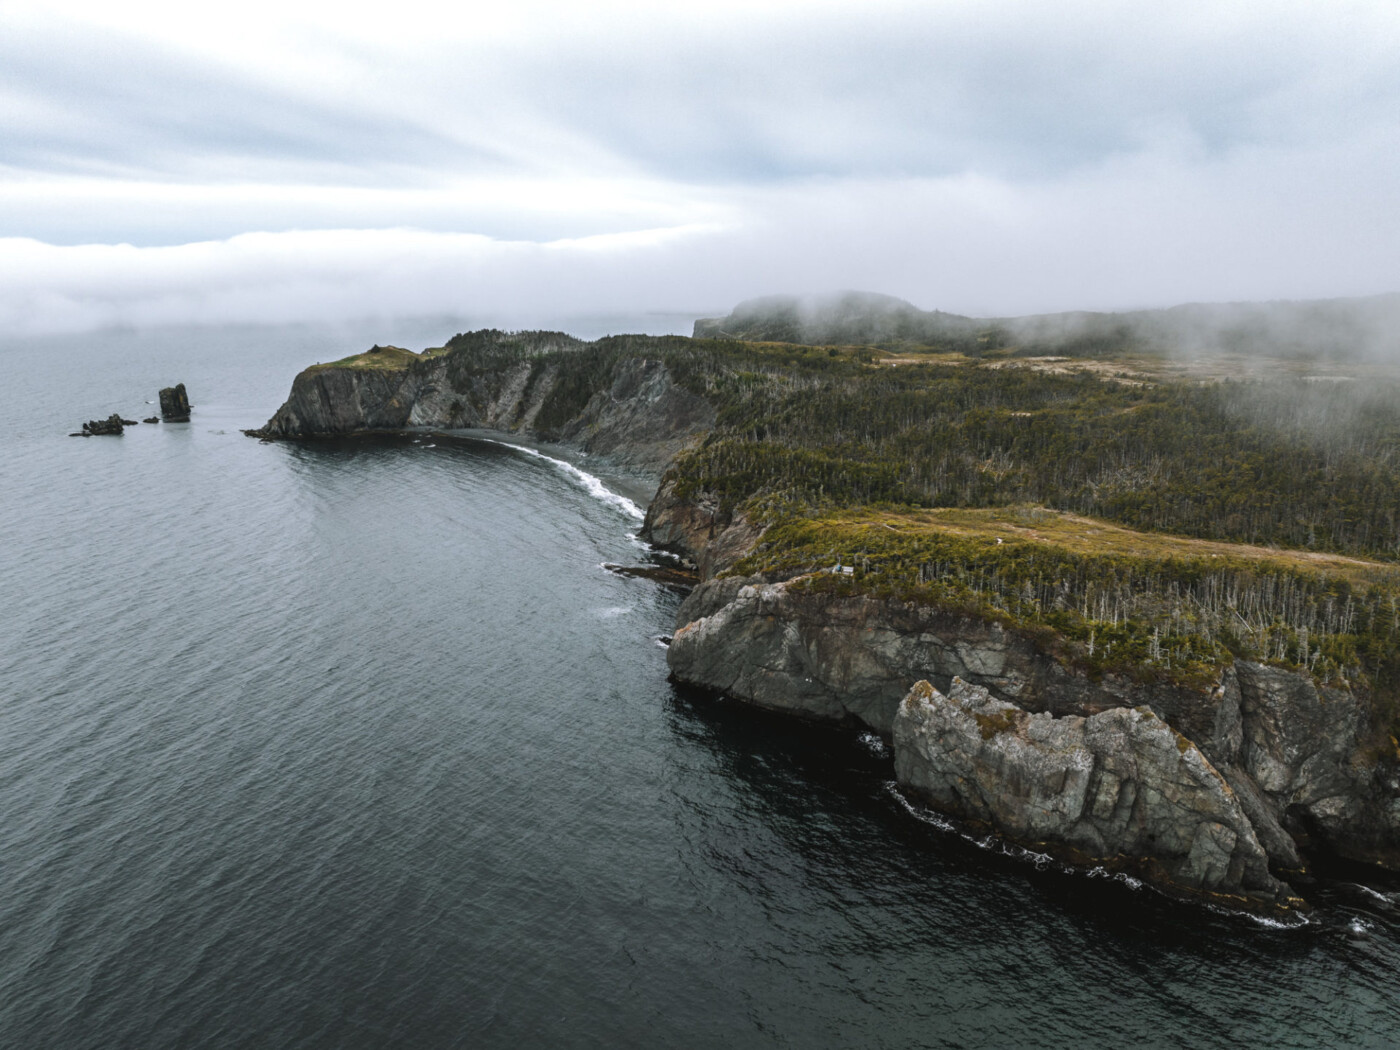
[1, 321, 1398, 1049]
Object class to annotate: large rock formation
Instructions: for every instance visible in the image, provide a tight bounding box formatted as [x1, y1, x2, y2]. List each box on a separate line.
[667, 578, 1229, 739]
[253, 337, 713, 480]
[892, 678, 1295, 908]
[667, 575, 1400, 900]
[643, 482, 763, 576]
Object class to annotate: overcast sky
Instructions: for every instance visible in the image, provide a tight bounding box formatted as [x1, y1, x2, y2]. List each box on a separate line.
[4, 0, 1400, 332]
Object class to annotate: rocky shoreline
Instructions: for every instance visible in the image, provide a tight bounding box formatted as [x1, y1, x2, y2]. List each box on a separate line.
[253, 338, 1400, 913]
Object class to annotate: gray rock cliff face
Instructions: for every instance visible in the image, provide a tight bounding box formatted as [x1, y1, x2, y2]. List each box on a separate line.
[892, 679, 1293, 907]
[256, 349, 712, 481]
[643, 483, 762, 576]
[669, 578, 1222, 739]
[668, 575, 1400, 896]
[261, 367, 415, 435]
[555, 358, 716, 476]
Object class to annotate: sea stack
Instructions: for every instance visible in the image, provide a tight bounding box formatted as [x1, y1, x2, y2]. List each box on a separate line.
[159, 383, 191, 421]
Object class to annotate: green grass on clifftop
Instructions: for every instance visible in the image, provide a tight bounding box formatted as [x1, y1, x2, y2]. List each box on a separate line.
[305, 344, 445, 374]
[733, 505, 1400, 723]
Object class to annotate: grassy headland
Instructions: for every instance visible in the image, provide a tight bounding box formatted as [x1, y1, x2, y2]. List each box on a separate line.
[305, 344, 446, 374]
[733, 506, 1400, 709]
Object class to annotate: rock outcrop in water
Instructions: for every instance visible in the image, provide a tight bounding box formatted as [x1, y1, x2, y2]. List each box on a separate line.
[159, 384, 190, 421]
[78, 414, 126, 435]
[893, 678, 1294, 907]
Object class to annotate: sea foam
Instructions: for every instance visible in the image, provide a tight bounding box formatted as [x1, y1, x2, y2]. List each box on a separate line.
[479, 438, 645, 521]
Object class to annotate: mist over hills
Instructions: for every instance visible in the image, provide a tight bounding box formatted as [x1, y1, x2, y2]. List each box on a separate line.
[695, 290, 1400, 360]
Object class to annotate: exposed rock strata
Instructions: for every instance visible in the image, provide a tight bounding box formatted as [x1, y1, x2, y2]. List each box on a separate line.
[893, 678, 1294, 907]
[668, 578, 1227, 738]
[668, 576, 1400, 895]
[643, 482, 763, 576]
[255, 342, 712, 479]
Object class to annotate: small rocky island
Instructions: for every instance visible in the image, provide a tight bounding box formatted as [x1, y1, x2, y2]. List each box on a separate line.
[160, 383, 191, 421]
[74, 413, 131, 436]
[250, 294, 1400, 914]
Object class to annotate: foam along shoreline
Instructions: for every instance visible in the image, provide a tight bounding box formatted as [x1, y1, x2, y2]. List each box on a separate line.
[472, 436, 647, 522]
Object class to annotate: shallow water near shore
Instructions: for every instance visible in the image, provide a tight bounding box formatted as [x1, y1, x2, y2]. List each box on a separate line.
[1, 322, 1398, 1048]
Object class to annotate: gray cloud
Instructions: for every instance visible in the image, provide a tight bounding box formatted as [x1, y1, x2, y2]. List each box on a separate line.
[2, 1, 1399, 322]
[10, 4, 1400, 187]
[0, 24, 497, 185]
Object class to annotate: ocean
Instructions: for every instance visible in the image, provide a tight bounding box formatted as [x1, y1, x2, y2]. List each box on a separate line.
[1, 320, 1396, 1048]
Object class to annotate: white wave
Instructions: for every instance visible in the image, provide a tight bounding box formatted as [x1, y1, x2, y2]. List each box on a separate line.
[858, 731, 889, 756]
[479, 438, 645, 521]
[1087, 866, 1144, 890]
[1346, 883, 1396, 906]
[885, 782, 955, 831]
[1244, 910, 1311, 930]
[1200, 900, 1311, 930]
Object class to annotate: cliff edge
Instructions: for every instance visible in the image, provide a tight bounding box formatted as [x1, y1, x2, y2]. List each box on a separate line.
[250, 333, 715, 480]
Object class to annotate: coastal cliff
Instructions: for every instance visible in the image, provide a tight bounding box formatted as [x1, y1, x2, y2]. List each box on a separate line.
[667, 571, 1400, 907]
[255, 318, 1400, 910]
[895, 679, 1290, 907]
[252, 333, 715, 478]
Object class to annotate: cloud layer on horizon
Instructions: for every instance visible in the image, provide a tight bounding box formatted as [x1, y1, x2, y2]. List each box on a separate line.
[4, 0, 1400, 331]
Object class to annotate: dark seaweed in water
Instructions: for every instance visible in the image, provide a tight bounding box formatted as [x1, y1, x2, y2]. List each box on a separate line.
[0, 323, 1397, 1049]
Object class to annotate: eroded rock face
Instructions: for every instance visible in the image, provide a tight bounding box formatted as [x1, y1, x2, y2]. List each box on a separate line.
[555, 358, 716, 476]
[1233, 662, 1400, 869]
[892, 679, 1294, 907]
[667, 576, 1400, 885]
[643, 483, 762, 577]
[256, 350, 712, 482]
[668, 578, 1219, 738]
[258, 367, 415, 435]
